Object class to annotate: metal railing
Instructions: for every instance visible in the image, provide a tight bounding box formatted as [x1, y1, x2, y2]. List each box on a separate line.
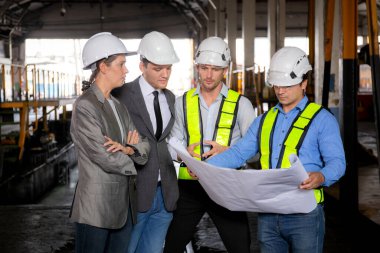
[1, 63, 82, 103]
[0, 62, 83, 160]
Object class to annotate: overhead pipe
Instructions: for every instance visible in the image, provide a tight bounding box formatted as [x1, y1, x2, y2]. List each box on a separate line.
[208, 0, 217, 10]
[194, 0, 209, 20]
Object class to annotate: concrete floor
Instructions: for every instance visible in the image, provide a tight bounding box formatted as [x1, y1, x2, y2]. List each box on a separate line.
[1, 121, 380, 252]
[1, 166, 379, 253]
[0, 165, 76, 253]
[357, 121, 380, 225]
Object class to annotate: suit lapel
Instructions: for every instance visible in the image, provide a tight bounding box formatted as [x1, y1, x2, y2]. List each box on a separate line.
[112, 98, 128, 145]
[91, 84, 122, 143]
[130, 80, 156, 138]
[103, 100, 123, 143]
[160, 89, 175, 140]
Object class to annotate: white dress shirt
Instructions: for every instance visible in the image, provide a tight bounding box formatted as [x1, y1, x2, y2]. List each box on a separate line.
[139, 75, 171, 181]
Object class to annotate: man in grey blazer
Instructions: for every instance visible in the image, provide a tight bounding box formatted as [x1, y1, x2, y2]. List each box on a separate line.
[112, 31, 180, 253]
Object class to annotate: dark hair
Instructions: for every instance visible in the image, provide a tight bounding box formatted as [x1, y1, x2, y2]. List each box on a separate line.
[140, 56, 151, 68]
[82, 54, 120, 91]
[302, 70, 311, 82]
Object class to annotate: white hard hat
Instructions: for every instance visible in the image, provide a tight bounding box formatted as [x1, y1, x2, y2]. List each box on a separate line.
[138, 31, 179, 65]
[194, 37, 231, 68]
[267, 46, 312, 87]
[82, 32, 136, 70]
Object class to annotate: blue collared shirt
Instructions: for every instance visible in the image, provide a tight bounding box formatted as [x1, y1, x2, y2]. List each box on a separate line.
[207, 96, 346, 187]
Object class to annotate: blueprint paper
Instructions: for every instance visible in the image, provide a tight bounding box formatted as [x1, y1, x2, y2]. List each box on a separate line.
[169, 138, 317, 214]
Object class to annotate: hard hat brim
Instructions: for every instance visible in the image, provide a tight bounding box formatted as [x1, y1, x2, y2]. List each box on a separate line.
[147, 55, 179, 65]
[266, 71, 303, 87]
[195, 51, 229, 67]
[83, 51, 137, 70]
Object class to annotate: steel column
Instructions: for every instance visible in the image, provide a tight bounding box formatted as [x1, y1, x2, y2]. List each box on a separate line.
[322, 0, 335, 108]
[207, 2, 216, 36]
[268, 0, 276, 57]
[340, 0, 358, 215]
[366, 0, 380, 179]
[242, 0, 255, 95]
[308, 0, 315, 66]
[226, 0, 237, 90]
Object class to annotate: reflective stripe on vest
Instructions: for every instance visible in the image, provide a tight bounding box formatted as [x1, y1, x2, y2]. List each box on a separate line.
[178, 88, 240, 180]
[214, 90, 241, 146]
[259, 109, 279, 170]
[259, 102, 324, 203]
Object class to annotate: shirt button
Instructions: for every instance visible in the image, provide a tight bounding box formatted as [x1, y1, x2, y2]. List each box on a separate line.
[279, 144, 281, 146]
[282, 130, 285, 133]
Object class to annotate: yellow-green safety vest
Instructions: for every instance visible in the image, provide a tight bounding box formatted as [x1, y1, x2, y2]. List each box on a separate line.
[178, 88, 240, 180]
[259, 102, 325, 204]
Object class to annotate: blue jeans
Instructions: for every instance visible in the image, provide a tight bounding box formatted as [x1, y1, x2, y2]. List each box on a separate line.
[258, 204, 325, 253]
[75, 211, 133, 253]
[127, 185, 173, 253]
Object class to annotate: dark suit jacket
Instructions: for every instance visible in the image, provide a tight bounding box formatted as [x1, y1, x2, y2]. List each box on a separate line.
[70, 84, 150, 229]
[112, 77, 179, 212]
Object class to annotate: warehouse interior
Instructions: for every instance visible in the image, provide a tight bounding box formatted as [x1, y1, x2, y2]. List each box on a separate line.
[0, 0, 380, 252]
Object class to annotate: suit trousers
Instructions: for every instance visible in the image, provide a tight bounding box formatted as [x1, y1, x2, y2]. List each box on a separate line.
[164, 180, 251, 253]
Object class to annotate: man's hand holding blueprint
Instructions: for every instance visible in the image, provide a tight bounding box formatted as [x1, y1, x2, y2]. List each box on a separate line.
[169, 138, 317, 214]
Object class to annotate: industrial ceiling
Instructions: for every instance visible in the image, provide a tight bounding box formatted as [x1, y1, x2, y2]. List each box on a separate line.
[0, 0, 378, 43]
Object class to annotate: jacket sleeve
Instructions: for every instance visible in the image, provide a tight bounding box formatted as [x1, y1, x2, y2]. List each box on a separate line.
[123, 107, 150, 165]
[71, 100, 138, 176]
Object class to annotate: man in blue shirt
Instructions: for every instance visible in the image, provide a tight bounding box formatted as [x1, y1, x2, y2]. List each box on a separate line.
[207, 46, 346, 253]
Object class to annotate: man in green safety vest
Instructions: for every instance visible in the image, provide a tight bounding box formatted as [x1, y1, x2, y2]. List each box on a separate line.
[164, 37, 256, 253]
[207, 46, 346, 253]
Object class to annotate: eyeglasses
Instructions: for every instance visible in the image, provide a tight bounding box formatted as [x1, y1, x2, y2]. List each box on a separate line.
[273, 85, 294, 90]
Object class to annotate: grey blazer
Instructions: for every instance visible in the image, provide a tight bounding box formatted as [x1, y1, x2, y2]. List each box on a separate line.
[112, 77, 179, 212]
[70, 84, 150, 229]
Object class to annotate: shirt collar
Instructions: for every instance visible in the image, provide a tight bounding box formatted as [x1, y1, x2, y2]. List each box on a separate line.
[91, 83, 122, 106]
[91, 83, 105, 103]
[192, 83, 229, 98]
[139, 75, 160, 96]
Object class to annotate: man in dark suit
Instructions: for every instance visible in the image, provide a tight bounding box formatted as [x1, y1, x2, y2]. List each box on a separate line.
[112, 31, 180, 253]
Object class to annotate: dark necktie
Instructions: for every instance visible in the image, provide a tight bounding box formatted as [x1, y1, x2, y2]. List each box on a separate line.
[153, 91, 163, 140]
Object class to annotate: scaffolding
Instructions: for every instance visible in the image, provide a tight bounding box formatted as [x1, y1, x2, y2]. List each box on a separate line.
[0, 62, 82, 161]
